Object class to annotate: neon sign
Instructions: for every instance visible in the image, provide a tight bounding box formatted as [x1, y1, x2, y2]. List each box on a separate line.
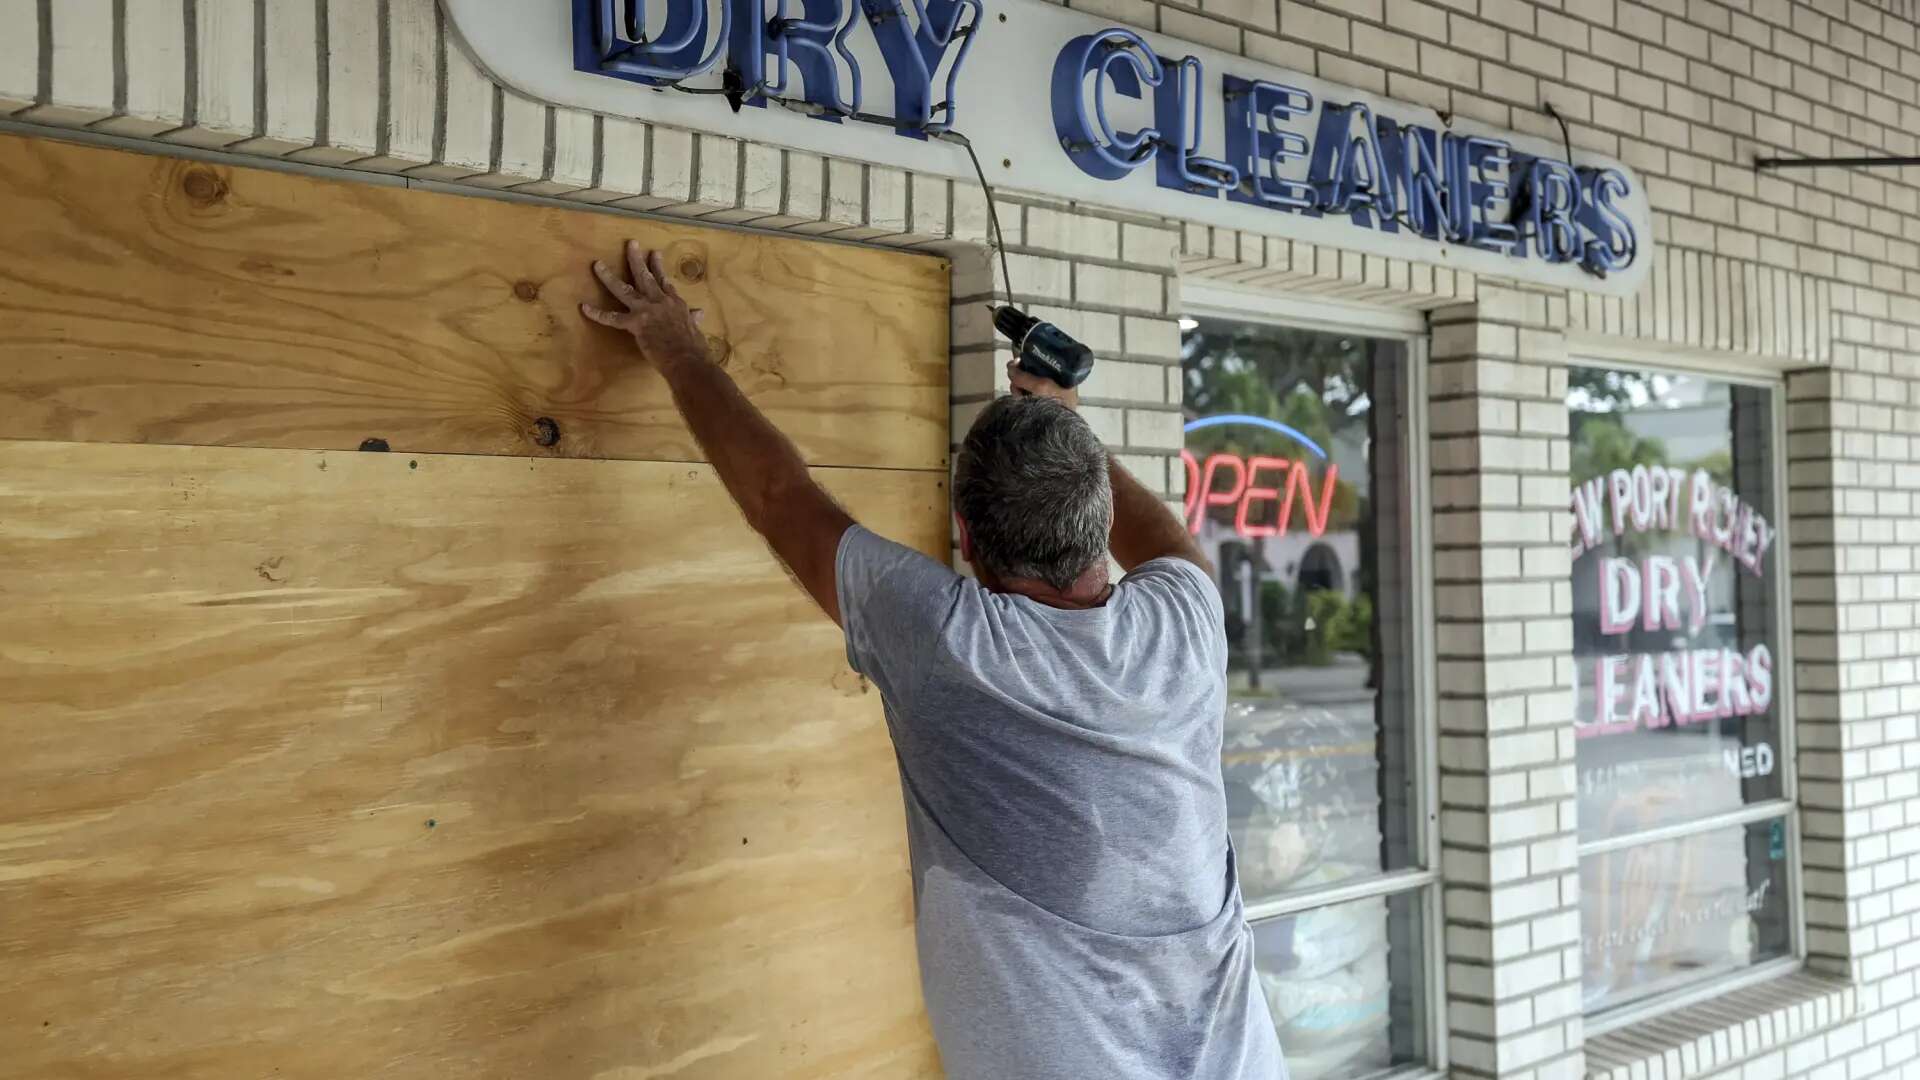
[1183, 414, 1327, 459]
[573, 0, 981, 134]
[447, 1, 1652, 295]
[1181, 452, 1338, 539]
[1181, 416, 1338, 539]
[1052, 34, 1636, 276]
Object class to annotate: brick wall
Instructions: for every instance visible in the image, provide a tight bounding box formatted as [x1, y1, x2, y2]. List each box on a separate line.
[1771, 312, 1920, 1080]
[1430, 287, 1585, 1080]
[4, 1, 1920, 1078]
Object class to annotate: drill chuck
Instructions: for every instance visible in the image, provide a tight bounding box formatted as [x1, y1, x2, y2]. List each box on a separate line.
[992, 305, 1096, 390]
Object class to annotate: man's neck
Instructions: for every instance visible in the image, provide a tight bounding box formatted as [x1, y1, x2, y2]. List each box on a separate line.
[992, 564, 1113, 609]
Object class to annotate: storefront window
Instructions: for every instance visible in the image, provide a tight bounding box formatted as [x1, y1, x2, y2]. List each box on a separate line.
[1251, 891, 1426, 1080]
[1183, 316, 1425, 1079]
[1568, 365, 1797, 1019]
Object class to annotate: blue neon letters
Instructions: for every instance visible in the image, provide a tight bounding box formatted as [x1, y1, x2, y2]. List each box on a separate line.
[569, 0, 1638, 276]
[1054, 30, 1638, 273]
[575, 0, 979, 134]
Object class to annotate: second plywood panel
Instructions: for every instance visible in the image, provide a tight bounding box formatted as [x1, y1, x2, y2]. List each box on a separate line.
[1, 440, 947, 1079]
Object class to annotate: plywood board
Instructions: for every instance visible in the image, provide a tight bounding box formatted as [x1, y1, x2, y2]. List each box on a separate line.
[0, 133, 949, 470]
[0, 440, 947, 1079]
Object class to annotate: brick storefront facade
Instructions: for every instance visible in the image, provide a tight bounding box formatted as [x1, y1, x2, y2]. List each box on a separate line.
[4, 1, 1917, 1077]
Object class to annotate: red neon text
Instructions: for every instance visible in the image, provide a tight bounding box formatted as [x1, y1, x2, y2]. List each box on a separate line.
[1181, 451, 1338, 538]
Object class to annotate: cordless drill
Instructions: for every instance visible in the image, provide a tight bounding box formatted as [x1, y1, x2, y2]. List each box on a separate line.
[993, 306, 1096, 389]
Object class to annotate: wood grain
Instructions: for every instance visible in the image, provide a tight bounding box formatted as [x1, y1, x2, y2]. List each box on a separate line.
[0, 440, 947, 1079]
[0, 133, 949, 470]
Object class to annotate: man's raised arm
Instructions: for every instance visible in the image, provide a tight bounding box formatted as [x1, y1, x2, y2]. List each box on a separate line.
[582, 241, 855, 625]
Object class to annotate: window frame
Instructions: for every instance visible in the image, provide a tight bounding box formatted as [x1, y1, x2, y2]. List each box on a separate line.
[1183, 281, 1444, 1078]
[1563, 349, 1807, 1036]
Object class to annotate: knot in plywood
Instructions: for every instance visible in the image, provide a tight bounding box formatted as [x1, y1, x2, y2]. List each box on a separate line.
[181, 167, 229, 208]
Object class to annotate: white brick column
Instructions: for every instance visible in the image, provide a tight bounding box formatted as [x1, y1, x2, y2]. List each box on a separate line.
[1429, 286, 1585, 1080]
[1785, 330, 1920, 1075]
[949, 197, 1186, 497]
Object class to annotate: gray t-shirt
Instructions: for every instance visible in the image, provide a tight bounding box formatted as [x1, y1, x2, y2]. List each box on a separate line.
[836, 526, 1286, 1080]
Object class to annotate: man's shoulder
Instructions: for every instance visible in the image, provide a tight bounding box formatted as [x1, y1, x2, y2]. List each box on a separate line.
[838, 526, 964, 593]
[835, 525, 971, 693]
[1123, 555, 1215, 585]
[1121, 556, 1222, 610]
[1116, 557, 1227, 668]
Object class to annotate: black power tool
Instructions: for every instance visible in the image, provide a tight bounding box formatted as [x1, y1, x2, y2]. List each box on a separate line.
[993, 305, 1096, 389]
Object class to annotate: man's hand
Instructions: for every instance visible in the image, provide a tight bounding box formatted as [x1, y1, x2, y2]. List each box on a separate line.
[1006, 359, 1079, 409]
[580, 238, 857, 625]
[582, 241, 707, 370]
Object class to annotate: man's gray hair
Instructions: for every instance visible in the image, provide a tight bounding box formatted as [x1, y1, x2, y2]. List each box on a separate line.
[954, 395, 1112, 590]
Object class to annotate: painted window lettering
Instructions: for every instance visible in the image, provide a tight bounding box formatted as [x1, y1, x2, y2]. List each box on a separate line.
[1571, 465, 1776, 738]
[1567, 368, 1793, 1017]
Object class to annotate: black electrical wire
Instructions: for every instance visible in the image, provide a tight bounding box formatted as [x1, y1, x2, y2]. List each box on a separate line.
[664, 79, 1010, 303]
[644, 14, 1007, 303]
[1544, 100, 1576, 177]
[943, 130, 1014, 307]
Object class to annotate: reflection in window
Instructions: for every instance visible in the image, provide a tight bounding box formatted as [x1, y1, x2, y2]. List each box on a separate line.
[1183, 317, 1421, 1079]
[1252, 891, 1426, 1080]
[1580, 820, 1792, 1013]
[1568, 366, 1796, 1017]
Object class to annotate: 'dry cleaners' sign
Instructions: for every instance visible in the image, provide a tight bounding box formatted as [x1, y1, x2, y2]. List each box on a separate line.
[447, 0, 1653, 294]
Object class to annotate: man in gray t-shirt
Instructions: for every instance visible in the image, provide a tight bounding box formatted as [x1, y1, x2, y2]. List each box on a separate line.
[583, 242, 1284, 1079]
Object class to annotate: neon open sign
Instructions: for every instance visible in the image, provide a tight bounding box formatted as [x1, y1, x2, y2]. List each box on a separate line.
[1182, 452, 1339, 539]
[1181, 415, 1339, 539]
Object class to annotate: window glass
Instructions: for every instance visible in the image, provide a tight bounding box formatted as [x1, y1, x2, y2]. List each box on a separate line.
[1184, 316, 1426, 1078]
[1252, 890, 1427, 1080]
[1579, 818, 1794, 1014]
[1182, 320, 1417, 902]
[1567, 370, 1784, 840]
[1568, 365, 1795, 1017]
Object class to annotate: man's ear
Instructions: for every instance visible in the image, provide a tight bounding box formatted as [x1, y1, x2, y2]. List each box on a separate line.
[955, 513, 974, 562]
